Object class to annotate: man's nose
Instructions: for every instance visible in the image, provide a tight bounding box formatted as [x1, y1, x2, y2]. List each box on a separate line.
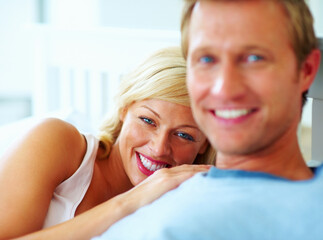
[211, 61, 246, 100]
[149, 132, 171, 157]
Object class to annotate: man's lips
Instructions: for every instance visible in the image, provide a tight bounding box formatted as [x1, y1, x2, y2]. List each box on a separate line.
[210, 108, 257, 120]
[136, 152, 170, 176]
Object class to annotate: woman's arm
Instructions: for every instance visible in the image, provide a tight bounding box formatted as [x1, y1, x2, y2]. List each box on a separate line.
[0, 118, 86, 240]
[14, 165, 210, 240]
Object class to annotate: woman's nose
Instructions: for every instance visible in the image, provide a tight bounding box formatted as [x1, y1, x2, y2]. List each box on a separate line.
[149, 132, 171, 157]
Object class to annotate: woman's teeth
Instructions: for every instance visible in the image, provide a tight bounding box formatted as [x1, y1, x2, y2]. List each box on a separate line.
[139, 154, 168, 172]
[215, 109, 250, 119]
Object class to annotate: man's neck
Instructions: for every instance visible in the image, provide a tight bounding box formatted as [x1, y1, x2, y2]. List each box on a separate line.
[215, 137, 313, 181]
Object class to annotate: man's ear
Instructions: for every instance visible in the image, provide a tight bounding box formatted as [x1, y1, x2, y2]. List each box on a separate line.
[198, 139, 209, 154]
[300, 49, 321, 92]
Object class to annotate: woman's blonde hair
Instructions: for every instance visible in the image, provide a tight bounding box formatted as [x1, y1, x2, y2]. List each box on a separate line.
[97, 46, 216, 165]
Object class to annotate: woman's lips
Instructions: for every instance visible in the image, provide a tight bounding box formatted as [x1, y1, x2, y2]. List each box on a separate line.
[136, 152, 169, 176]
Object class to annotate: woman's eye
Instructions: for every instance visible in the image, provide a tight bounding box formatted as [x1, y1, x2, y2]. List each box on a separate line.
[139, 117, 155, 126]
[177, 132, 195, 142]
[246, 54, 264, 63]
[199, 55, 214, 64]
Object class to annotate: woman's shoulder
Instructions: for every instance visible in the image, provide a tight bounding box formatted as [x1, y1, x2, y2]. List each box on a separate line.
[14, 117, 87, 180]
[28, 117, 84, 144]
[31, 117, 80, 135]
[0, 118, 89, 236]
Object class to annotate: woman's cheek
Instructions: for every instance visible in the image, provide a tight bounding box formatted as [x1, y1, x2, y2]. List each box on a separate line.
[174, 145, 200, 165]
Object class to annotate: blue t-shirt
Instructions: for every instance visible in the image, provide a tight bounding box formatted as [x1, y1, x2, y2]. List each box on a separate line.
[94, 165, 323, 240]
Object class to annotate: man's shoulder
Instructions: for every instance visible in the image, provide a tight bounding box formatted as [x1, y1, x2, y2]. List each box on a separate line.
[312, 162, 323, 175]
[95, 166, 323, 240]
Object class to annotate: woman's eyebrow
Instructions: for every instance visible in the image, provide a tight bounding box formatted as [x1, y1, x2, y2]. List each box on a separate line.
[140, 105, 201, 131]
[178, 124, 200, 130]
[140, 105, 161, 119]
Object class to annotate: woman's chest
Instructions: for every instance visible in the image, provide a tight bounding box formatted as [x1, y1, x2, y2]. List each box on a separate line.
[74, 164, 111, 216]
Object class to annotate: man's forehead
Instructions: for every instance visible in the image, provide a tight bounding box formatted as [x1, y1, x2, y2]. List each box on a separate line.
[188, 0, 291, 50]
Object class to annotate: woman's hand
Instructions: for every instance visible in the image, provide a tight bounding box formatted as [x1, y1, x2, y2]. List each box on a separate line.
[116, 164, 211, 215]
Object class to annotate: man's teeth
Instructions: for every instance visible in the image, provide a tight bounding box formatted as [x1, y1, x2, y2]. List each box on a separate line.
[215, 109, 250, 119]
[139, 154, 167, 172]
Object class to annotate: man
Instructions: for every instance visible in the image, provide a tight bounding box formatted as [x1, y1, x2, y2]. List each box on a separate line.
[94, 0, 322, 239]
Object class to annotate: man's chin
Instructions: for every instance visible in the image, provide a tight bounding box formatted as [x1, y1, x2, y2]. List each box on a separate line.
[214, 142, 264, 157]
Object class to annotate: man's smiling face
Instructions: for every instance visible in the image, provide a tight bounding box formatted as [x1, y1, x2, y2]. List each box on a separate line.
[186, 0, 308, 157]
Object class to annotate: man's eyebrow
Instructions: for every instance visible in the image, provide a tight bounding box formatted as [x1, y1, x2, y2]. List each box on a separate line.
[190, 45, 213, 55]
[191, 44, 269, 53]
[243, 45, 267, 51]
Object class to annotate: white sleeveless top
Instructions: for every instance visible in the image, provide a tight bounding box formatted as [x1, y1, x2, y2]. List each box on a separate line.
[43, 134, 99, 228]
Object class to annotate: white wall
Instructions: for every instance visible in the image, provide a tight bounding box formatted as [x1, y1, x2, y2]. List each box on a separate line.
[0, 0, 36, 125]
[308, 0, 323, 37]
[46, 0, 100, 27]
[44, 0, 183, 30]
[98, 0, 183, 30]
[0, 0, 36, 95]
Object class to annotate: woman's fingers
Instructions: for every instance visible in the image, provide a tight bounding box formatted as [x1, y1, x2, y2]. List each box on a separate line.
[123, 164, 211, 210]
[140, 164, 211, 186]
[144, 164, 210, 185]
[148, 164, 210, 188]
[157, 164, 211, 175]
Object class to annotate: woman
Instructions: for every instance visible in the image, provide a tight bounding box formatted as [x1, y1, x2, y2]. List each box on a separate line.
[0, 47, 216, 239]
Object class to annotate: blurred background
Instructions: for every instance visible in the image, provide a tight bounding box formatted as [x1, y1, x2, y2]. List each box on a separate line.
[0, 0, 322, 161]
[0, 0, 183, 126]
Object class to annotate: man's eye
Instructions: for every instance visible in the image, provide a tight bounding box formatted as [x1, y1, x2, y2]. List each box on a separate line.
[199, 55, 214, 64]
[139, 117, 155, 126]
[246, 54, 264, 62]
[176, 132, 195, 142]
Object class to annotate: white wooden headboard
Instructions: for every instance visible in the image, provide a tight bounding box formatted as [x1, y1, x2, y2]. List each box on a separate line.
[30, 24, 181, 132]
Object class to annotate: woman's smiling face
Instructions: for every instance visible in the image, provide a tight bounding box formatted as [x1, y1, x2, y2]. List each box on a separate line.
[116, 99, 208, 186]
